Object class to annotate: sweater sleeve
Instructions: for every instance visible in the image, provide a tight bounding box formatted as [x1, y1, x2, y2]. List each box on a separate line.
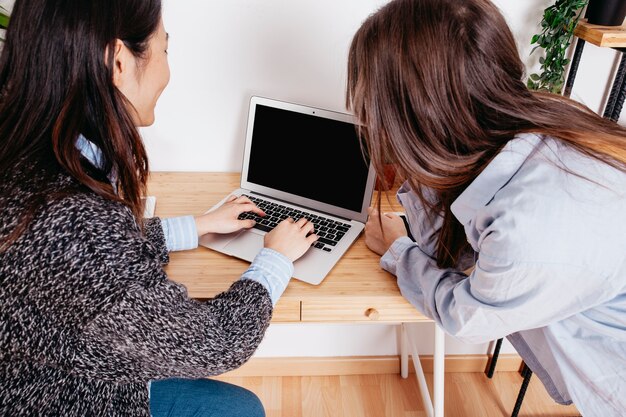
[142, 217, 169, 264]
[66, 200, 273, 383]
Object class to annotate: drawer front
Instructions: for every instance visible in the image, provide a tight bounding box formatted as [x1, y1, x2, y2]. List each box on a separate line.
[301, 299, 426, 322]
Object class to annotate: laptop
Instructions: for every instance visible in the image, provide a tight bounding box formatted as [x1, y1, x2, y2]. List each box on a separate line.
[199, 95, 376, 285]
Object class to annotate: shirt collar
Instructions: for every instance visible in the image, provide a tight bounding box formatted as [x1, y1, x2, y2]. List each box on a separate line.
[450, 133, 543, 226]
[75, 134, 118, 191]
[75, 134, 105, 170]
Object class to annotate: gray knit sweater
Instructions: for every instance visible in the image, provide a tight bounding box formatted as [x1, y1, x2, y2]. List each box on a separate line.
[0, 168, 273, 416]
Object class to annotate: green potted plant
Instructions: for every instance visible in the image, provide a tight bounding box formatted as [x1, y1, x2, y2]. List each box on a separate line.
[527, 0, 588, 93]
[0, 5, 9, 41]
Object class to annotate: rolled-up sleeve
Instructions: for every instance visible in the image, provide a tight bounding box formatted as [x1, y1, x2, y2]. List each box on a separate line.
[381, 224, 616, 345]
[241, 248, 294, 306]
[160, 216, 198, 252]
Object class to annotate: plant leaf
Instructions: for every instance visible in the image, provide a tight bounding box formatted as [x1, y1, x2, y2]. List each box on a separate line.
[527, 0, 588, 93]
[0, 8, 8, 30]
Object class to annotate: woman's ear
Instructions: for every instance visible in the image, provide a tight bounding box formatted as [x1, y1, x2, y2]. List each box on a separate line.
[110, 39, 132, 89]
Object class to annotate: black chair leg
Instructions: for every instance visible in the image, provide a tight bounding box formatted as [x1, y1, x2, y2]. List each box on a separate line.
[511, 363, 533, 417]
[486, 338, 503, 378]
[520, 361, 530, 378]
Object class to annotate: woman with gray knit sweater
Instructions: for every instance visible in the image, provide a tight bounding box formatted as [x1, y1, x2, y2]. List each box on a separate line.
[0, 1, 319, 416]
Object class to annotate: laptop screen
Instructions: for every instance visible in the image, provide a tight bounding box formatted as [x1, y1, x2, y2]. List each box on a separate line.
[246, 104, 370, 213]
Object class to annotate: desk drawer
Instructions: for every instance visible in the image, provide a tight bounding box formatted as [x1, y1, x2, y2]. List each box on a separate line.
[301, 299, 425, 322]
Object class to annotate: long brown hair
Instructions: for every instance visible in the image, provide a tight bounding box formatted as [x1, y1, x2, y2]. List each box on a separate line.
[0, 0, 162, 248]
[347, 0, 626, 268]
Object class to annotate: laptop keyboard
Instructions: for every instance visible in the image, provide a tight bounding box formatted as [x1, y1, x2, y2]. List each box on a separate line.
[237, 195, 352, 252]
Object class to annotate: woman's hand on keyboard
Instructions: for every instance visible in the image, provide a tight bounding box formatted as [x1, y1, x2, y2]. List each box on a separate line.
[264, 217, 318, 261]
[194, 195, 265, 236]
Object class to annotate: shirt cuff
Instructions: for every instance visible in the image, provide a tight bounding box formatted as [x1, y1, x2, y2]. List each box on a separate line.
[380, 236, 416, 276]
[241, 248, 294, 306]
[160, 216, 199, 252]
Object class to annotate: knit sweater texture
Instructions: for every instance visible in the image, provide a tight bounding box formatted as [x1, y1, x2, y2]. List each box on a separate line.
[0, 167, 273, 416]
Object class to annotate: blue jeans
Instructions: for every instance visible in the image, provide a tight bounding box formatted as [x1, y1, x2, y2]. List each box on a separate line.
[149, 378, 265, 417]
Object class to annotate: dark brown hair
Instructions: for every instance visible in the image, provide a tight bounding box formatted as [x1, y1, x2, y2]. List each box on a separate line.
[0, 0, 162, 248]
[347, 0, 626, 268]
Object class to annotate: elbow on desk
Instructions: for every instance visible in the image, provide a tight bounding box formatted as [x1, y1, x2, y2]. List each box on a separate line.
[435, 312, 509, 345]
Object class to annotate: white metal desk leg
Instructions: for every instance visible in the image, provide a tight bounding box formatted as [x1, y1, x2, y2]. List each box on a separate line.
[433, 325, 445, 417]
[404, 323, 434, 417]
[400, 323, 409, 378]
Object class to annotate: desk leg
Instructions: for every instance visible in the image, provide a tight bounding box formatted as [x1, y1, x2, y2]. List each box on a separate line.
[402, 323, 437, 417]
[400, 323, 409, 378]
[433, 325, 445, 417]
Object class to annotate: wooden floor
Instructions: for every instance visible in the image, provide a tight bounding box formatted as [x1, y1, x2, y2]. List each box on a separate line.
[216, 371, 580, 417]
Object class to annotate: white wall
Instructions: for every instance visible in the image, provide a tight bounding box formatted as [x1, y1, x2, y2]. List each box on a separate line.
[144, 0, 624, 174]
[143, 0, 389, 172]
[1, 0, 623, 358]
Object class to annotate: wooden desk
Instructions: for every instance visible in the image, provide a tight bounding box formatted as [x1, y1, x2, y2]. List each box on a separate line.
[147, 172, 427, 324]
[147, 172, 445, 417]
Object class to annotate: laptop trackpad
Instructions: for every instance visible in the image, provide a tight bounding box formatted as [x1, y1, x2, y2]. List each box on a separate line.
[224, 231, 264, 262]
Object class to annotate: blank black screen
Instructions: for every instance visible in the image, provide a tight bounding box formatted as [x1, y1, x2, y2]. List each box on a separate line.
[246, 104, 369, 212]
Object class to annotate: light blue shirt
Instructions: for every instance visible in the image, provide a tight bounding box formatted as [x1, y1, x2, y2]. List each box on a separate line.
[75, 135, 291, 305]
[381, 133, 626, 416]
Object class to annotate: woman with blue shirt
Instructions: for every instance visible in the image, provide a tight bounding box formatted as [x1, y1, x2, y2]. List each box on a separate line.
[0, 0, 316, 416]
[347, 0, 626, 415]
